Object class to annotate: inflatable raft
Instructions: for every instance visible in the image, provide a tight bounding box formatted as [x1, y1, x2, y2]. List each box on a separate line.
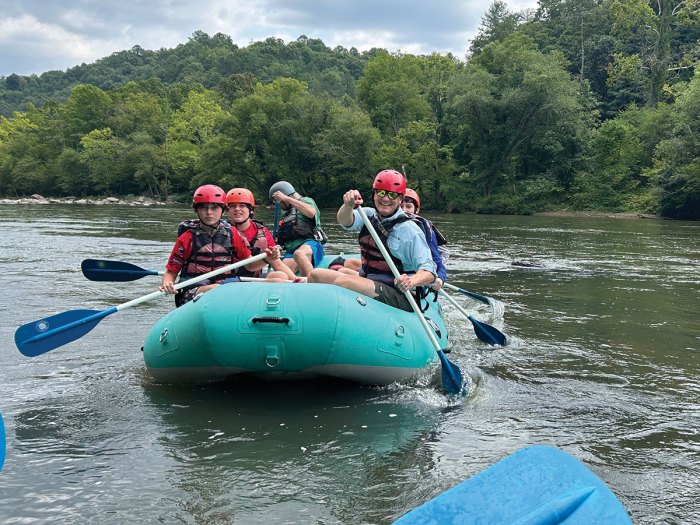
[142, 273, 448, 385]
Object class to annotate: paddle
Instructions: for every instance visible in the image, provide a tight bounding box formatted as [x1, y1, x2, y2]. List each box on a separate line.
[15, 252, 268, 357]
[82, 259, 164, 281]
[356, 206, 464, 395]
[443, 282, 505, 315]
[439, 289, 507, 346]
[272, 201, 280, 239]
[393, 445, 633, 524]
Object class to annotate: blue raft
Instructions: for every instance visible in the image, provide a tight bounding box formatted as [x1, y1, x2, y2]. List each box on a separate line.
[393, 445, 633, 524]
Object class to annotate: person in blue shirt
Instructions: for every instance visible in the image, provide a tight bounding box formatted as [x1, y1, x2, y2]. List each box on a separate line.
[402, 188, 448, 291]
[307, 170, 436, 312]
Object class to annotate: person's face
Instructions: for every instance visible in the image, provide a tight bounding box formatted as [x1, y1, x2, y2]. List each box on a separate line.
[228, 203, 251, 224]
[401, 198, 417, 214]
[195, 203, 224, 226]
[373, 189, 401, 217]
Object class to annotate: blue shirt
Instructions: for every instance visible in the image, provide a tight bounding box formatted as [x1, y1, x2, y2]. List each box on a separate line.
[343, 207, 437, 279]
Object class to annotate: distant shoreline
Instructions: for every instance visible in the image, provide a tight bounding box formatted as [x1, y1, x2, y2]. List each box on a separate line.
[0, 194, 176, 206]
[0, 194, 663, 219]
[532, 210, 661, 219]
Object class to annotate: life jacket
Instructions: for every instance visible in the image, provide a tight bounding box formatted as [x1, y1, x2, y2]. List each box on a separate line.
[179, 221, 240, 282]
[275, 207, 317, 245]
[358, 214, 410, 284]
[236, 219, 269, 278]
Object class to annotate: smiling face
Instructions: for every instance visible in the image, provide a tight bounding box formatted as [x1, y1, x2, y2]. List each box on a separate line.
[195, 203, 224, 226]
[228, 203, 252, 225]
[373, 189, 402, 218]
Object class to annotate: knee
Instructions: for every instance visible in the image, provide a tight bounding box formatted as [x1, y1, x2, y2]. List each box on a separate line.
[293, 250, 306, 262]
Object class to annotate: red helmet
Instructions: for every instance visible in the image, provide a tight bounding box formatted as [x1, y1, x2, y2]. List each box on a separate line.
[404, 188, 420, 210]
[192, 184, 226, 209]
[226, 188, 255, 208]
[373, 170, 406, 194]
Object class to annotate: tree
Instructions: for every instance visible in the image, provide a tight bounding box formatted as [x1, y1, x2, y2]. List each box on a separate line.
[167, 89, 225, 190]
[64, 84, 113, 145]
[647, 72, 700, 218]
[356, 51, 432, 137]
[469, 0, 523, 57]
[446, 34, 590, 207]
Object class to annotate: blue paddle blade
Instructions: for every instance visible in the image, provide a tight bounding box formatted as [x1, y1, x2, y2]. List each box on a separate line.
[393, 445, 632, 524]
[469, 315, 507, 346]
[15, 308, 113, 357]
[437, 351, 465, 396]
[81, 259, 159, 281]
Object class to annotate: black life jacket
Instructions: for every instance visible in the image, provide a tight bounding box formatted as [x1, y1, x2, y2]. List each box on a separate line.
[236, 219, 269, 278]
[358, 214, 410, 284]
[275, 207, 316, 245]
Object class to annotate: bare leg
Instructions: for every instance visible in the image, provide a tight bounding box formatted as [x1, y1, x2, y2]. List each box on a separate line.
[282, 257, 298, 274]
[294, 244, 314, 276]
[344, 259, 361, 271]
[333, 273, 378, 297]
[265, 270, 292, 282]
[307, 268, 343, 284]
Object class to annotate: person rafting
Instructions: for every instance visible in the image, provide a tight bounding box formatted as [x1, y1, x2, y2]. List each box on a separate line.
[307, 170, 437, 312]
[401, 188, 448, 291]
[225, 187, 296, 281]
[160, 184, 279, 306]
[269, 181, 325, 277]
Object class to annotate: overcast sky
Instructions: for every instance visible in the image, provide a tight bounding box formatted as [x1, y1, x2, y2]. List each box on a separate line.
[0, 0, 538, 78]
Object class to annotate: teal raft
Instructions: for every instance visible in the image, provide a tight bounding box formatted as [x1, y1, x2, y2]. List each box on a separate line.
[142, 261, 447, 384]
[393, 445, 633, 524]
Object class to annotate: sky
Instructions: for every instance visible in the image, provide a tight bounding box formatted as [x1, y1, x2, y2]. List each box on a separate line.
[0, 0, 540, 78]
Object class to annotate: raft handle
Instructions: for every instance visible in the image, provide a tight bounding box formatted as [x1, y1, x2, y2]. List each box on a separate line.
[252, 316, 290, 325]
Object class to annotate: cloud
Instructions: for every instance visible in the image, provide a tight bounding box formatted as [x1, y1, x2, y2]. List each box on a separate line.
[0, 0, 538, 77]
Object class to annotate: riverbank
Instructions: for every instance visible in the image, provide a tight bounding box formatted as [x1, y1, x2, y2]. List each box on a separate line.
[533, 210, 661, 219]
[0, 194, 174, 206]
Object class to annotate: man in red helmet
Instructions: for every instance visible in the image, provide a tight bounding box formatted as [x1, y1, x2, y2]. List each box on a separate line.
[160, 184, 279, 306]
[226, 187, 295, 281]
[308, 170, 437, 312]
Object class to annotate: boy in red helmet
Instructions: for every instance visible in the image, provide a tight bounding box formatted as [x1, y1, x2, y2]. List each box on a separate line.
[160, 184, 279, 306]
[402, 188, 448, 290]
[308, 170, 437, 312]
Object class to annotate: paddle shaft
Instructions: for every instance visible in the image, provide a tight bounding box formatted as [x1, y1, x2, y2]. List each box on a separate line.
[356, 208, 439, 348]
[443, 282, 492, 305]
[19, 252, 268, 348]
[439, 289, 506, 345]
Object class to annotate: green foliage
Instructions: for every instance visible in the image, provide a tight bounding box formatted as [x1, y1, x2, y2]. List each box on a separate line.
[1, 23, 699, 218]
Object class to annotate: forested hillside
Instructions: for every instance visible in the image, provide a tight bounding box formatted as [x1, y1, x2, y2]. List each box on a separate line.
[1, 0, 699, 219]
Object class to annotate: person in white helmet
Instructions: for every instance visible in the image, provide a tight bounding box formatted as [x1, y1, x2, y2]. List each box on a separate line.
[269, 181, 325, 277]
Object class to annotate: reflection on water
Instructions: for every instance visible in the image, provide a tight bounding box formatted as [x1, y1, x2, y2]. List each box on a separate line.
[0, 205, 698, 524]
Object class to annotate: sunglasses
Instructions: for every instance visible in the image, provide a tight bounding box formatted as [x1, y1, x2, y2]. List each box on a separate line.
[374, 189, 400, 200]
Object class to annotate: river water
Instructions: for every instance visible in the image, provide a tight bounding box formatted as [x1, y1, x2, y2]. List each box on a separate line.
[0, 204, 698, 524]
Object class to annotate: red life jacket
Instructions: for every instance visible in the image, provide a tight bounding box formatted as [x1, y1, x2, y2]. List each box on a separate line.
[180, 221, 241, 281]
[236, 219, 269, 278]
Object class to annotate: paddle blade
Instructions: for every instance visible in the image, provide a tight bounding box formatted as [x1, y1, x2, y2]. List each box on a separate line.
[81, 259, 160, 282]
[469, 315, 507, 346]
[438, 351, 465, 396]
[15, 308, 111, 357]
